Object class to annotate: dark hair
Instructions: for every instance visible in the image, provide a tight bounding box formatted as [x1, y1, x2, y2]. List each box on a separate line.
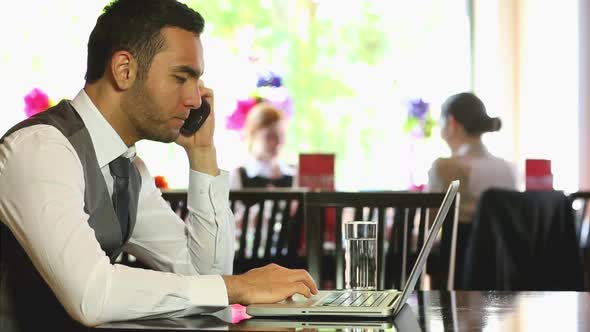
[441, 92, 502, 135]
[85, 0, 204, 83]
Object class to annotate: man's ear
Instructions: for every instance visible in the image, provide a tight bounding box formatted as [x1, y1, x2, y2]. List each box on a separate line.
[111, 51, 137, 90]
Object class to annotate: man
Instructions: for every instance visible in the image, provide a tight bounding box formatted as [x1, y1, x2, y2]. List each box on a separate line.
[0, 0, 317, 330]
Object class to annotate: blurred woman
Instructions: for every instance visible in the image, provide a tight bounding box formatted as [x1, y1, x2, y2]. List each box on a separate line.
[229, 102, 296, 189]
[428, 92, 517, 287]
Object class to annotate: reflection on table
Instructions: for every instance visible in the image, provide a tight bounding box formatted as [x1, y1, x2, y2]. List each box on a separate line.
[95, 290, 590, 331]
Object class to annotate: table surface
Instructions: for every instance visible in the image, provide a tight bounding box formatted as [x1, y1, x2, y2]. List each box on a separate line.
[95, 290, 590, 331]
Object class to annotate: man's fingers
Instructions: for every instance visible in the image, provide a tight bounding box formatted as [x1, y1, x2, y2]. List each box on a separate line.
[197, 81, 214, 110]
[292, 281, 312, 298]
[235, 265, 319, 304]
[287, 269, 318, 294]
[297, 282, 311, 298]
[199, 86, 214, 100]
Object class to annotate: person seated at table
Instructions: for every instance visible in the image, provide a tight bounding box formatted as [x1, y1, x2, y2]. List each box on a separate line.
[229, 102, 297, 189]
[427, 92, 517, 287]
[0, 1, 317, 330]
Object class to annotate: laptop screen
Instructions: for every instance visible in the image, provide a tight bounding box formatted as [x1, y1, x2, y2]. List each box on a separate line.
[393, 180, 459, 315]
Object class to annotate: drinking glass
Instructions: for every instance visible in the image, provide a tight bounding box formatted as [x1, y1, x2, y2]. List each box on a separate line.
[343, 220, 378, 290]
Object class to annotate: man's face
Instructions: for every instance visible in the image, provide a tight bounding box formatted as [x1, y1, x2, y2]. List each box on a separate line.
[122, 27, 204, 143]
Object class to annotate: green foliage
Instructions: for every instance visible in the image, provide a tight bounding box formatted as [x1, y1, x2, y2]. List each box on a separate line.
[184, 0, 389, 177]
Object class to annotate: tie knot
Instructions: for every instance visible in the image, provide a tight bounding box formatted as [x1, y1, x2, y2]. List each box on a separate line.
[109, 156, 131, 178]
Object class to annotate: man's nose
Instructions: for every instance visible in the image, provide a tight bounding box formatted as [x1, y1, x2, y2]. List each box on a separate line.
[186, 86, 202, 109]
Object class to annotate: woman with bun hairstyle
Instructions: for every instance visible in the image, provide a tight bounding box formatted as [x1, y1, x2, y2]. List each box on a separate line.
[427, 92, 517, 286]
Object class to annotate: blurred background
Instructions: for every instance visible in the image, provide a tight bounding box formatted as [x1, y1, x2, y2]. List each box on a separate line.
[1, 0, 586, 193]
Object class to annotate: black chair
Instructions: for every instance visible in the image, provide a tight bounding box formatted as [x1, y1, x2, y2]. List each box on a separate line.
[160, 189, 306, 273]
[463, 189, 585, 291]
[158, 189, 192, 222]
[569, 192, 590, 248]
[304, 191, 459, 290]
[229, 189, 306, 273]
[569, 191, 590, 290]
[159, 189, 306, 273]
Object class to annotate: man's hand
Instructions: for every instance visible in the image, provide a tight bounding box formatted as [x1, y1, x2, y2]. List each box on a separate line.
[176, 82, 219, 176]
[222, 264, 319, 305]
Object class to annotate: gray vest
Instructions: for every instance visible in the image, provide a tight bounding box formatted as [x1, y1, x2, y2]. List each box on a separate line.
[0, 100, 142, 331]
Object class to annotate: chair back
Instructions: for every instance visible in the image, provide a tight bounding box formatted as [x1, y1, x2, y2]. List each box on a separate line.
[569, 192, 590, 247]
[161, 189, 306, 274]
[304, 191, 459, 290]
[463, 189, 584, 291]
[569, 191, 590, 290]
[230, 189, 306, 273]
[161, 189, 191, 222]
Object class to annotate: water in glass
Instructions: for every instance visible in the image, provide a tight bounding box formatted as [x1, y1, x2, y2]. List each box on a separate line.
[344, 221, 377, 290]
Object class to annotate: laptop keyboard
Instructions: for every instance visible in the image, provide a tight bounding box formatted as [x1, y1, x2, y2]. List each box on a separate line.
[318, 291, 392, 307]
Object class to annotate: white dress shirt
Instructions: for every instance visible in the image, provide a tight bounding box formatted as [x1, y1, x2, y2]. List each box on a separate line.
[0, 89, 235, 326]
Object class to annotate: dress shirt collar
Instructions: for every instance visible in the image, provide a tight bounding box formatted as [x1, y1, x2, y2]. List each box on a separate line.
[243, 157, 295, 179]
[70, 89, 136, 168]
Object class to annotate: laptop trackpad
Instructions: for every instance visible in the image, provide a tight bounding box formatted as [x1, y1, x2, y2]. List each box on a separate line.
[278, 293, 325, 307]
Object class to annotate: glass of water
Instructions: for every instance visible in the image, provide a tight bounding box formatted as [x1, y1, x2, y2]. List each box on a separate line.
[343, 220, 378, 290]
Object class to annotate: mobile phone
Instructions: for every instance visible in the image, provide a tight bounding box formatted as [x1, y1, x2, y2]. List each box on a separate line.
[180, 99, 211, 136]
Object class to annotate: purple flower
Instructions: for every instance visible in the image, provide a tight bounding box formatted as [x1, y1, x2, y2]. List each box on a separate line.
[403, 97, 435, 138]
[227, 69, 295, 132]
[408, 99, 429, 120]
[256, 71, 283, 88]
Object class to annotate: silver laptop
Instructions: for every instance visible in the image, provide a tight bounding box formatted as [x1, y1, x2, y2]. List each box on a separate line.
[246, 180, 460, 318]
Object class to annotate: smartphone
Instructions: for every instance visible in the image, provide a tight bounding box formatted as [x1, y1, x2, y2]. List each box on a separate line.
[180, 99, 211, 136]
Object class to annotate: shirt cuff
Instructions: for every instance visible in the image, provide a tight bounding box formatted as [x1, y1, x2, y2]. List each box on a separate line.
[186, 274, 229, 307]
[187, 170, 230, 222]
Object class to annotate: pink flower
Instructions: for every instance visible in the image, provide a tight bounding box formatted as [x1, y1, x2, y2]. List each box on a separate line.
[409, 183, 426, 192]
[226, 97, 259, 130]
[24, 88, 52, 118]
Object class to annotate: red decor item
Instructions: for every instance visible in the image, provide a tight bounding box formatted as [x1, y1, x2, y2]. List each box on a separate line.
[298, 153, 335, 191]
[298, 153, 336, 258]
[154, 175, 169, 189]
[525, 159, 553, 190]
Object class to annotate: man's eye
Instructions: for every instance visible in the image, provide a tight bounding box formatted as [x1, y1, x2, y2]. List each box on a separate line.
[174, 76, 187, 83]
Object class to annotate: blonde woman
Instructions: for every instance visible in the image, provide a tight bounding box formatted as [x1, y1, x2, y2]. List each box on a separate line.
[230, 102, 296, 189]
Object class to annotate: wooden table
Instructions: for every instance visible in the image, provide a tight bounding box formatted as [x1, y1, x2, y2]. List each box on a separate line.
[95, 290, 590, 331]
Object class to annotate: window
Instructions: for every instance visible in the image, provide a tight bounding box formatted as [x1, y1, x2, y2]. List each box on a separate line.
[2, 0, 471, 190]
[146, 0, 472, 189]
